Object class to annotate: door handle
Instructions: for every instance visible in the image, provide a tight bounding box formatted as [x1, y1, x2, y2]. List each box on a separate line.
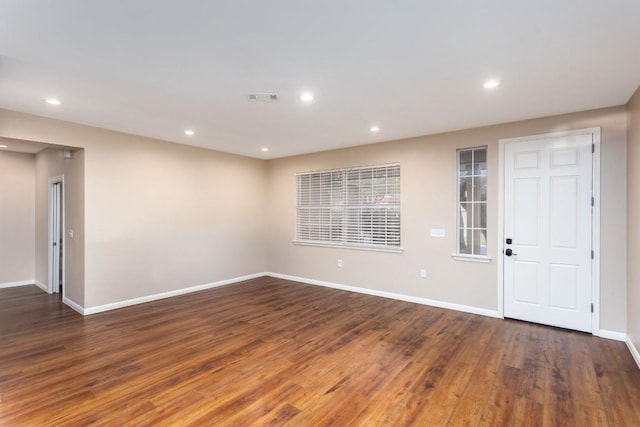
[505, 248, 518, 256]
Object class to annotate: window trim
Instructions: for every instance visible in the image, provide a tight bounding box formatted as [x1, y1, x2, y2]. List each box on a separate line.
[455, 146, 488, 259]
[293, 240, 404, 254]
[451, 254, 491, 263]
[294, 163, 402, 252]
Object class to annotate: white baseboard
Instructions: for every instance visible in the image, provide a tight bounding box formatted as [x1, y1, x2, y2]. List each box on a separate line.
[627, 336, 640, 370]
[598, 329, 628, 342]
[83, 272, 267, 316]
[63, 297, 85, 315]
[0, 279, 35, 288]
[0, 279, 50, 292]
[34, 280, 48, 292]
[266, 272, 501, 319]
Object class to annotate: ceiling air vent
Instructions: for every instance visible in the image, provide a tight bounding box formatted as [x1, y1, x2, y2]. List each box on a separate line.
[246, 93, 278, 102]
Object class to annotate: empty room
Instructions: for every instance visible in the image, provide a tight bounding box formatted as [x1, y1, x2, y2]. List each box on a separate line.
[1, 1, 640, 425]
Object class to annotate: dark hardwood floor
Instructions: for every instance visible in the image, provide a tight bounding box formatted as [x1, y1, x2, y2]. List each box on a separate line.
[1, 277, 639, 426]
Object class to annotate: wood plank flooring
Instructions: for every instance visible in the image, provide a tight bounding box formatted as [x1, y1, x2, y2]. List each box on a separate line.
[1, 276, 639, 426]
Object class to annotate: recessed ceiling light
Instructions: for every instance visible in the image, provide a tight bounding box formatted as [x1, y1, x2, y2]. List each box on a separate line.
[45, 98, 62, 105]
[184, 129, 195, 136]
[483, 79, 500, 89]
[261, 147, 269, 152]
[370, 126, 380, 133]
[0, 144, 8, 149]
[299, 92, 314, 102]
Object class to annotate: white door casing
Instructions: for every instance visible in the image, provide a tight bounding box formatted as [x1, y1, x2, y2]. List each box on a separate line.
[48, 176, 64, 295]
[501, 130, 598, 333]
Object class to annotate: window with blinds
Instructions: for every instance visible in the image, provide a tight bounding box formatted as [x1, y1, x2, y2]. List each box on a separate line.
[296, 164, 400, 250]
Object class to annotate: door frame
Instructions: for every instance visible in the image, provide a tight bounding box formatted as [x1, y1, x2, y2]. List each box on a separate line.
[497, 127, 601, 335]
[48, 175, 65, 299]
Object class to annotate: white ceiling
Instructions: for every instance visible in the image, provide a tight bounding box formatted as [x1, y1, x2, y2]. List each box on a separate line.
[0, 137, 48, 154]
[1, 1, 639, 159]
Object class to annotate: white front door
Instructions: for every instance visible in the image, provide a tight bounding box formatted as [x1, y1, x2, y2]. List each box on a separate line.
[503, 132, 593, 332]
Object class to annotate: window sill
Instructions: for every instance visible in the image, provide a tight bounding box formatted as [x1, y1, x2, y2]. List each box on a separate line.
[451, 254, 492, 263]
[293, 240, 404, 254]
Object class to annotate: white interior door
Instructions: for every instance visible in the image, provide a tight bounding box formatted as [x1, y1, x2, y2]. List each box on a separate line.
[503, 133, 593, 332]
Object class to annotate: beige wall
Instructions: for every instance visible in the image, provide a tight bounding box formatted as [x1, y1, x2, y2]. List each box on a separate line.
[0, 151, 35, 285]
[627, 87, 640, 351]
[82, 133, 267, 307]
[64, 149, 85, 306]
[34, 148, 85, 305]
[267, 106, 628, 332]
[0, 109, 268, 309]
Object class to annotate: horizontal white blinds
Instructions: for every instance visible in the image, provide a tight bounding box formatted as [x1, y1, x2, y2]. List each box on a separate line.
[296, 164, 400, 249]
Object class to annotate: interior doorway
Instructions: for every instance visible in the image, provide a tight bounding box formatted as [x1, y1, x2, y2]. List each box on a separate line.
[49, 176, 64, 296]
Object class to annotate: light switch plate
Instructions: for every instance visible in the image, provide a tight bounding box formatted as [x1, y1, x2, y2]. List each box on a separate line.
[430, 228, 445, 238]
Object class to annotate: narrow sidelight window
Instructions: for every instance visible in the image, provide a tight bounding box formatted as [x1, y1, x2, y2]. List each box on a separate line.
[457, 147, 487, 255]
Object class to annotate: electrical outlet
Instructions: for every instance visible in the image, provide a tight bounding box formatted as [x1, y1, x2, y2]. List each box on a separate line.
[420, 269, 427, 278]
[337, 259, 343, 268]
